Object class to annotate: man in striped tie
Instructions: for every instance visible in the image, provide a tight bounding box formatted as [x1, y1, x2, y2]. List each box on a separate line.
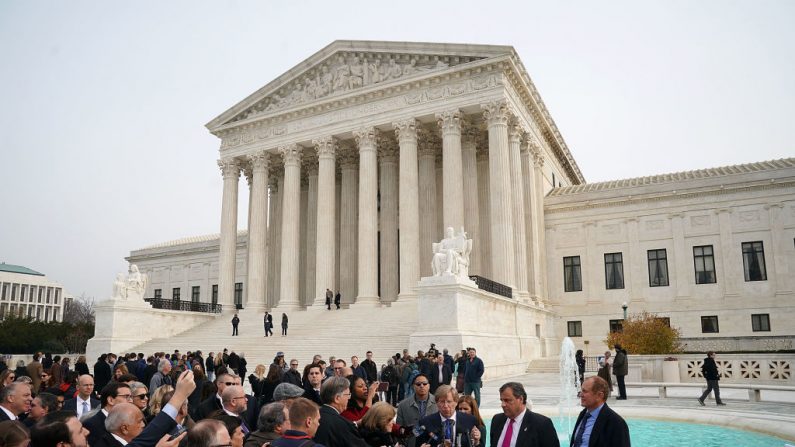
[569, 377, 630, 447]
[489, 382, 559, 447]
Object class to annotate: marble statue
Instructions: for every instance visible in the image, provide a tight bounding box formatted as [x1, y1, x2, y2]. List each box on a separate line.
[111, 264, 148, 300]
[432, 227, 473, 279]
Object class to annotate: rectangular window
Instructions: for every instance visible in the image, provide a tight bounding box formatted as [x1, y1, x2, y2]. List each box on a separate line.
[54, 289, 59, 305]
[701, 316, 719, 333]
[609, 319, 624, 333]
[752, 314, 770, 332]
[647, 249, 669, 287]
[567, 321, 583, 337]
[604, 253, 625, 289]
[192, 286, 200, 303]
[20, 285, 26, 301]
[38, 288, 43, 303]
[44, 307, 50, 321]
[11, 284, 17, 301]
[53, 309, 59, 322]
[212, 285, 218, 305]
[1, 283, 6, 300]
[742, 241, 767, 281]
[693, 245, 717, 284]
[657, 317, 671, 327]
[154, 289, 162, 299]
[46, 288, 51, 304]
[172, 288, 181, 301]
[234, 283, 243, 307]
[563, 256, 582, 292]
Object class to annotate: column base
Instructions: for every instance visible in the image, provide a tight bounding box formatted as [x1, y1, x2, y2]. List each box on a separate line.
[354, 295, 382, 307]
[272, 303, 304, 312]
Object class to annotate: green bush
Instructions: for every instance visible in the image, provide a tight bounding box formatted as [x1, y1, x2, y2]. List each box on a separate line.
[0, 316, 94, 354]
[604, 311, 682, 355]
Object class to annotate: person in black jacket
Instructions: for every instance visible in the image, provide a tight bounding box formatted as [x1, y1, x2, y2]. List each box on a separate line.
[313, 376, 368, 447]
[575, 349, 586, 387]
[490, 382, 558, 447]
[570, 376, 630, 447]
[698, 351, 725, 406]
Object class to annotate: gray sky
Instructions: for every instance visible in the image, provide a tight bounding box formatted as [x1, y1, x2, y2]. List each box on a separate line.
[1, 0, 793, 300]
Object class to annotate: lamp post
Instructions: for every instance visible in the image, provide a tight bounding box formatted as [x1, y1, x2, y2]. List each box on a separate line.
[622, 302, 628, 320]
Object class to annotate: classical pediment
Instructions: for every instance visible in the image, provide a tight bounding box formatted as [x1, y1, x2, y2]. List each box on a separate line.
[206, 40, 515, 132]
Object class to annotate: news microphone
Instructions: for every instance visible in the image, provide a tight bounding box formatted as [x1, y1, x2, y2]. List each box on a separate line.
[412, 425, 427, 437]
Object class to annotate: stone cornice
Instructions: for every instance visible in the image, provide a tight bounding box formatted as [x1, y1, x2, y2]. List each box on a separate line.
[545, 180, 795, 215]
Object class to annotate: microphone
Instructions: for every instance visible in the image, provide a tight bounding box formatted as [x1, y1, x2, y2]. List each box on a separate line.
[412, 425, 427, 437]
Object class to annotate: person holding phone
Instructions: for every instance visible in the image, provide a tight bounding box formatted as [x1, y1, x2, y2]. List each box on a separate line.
[341, 376, 379, 423]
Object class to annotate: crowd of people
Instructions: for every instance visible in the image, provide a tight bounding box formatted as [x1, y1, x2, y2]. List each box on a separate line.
[0, 342, 631, 447]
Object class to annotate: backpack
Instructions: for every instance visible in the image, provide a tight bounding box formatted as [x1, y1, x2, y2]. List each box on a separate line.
[408, 368, 421, 385]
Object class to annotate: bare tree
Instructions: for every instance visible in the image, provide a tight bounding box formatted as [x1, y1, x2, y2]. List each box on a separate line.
[62, 293, 96, 325]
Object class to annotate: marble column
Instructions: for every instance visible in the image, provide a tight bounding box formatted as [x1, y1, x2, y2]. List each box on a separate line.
[482, 101, 515, 289]
[767, 204, 792, 294]
[218, 158, 240, 307]
[476, 141, 492, 278]
[305, 160, 318, 306]
[313, 137, 337, 306]
[717, 209, 740, 297]
[435, 151, 444, 239]
[437, 109, 465, 230]
[418, 129, 438, 278]
[461, 125, 481, 275]
[299, 177, 308, 305]
[520, 139, 538, 299]
[243, 166, 253, 307]
[354, 127, 380, 305]
[246, 151, 270, 310]
[531, 145, 549, 301]
[394, 119, 420, 296]
[669, 213, 689, 300]
[508, 123, 529, 299]
[267, 173, 284, 308]
[278, 144, 302, 309]
[339, 146, 359, 304]
[379, 137, 399, 302]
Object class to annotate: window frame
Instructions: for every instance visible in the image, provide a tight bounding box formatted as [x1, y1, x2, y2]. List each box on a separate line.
[563, 256, 582, 292]
[172, 287, 181, 301]
[604, 252, 625, 290]
[741, 241, 767, 282]
[751, 313, 770, 332]
[701, 315, 719, 333]
[693, 245, 717, 284]
[647, 249, 670, 287]
[567, 320, 583, 337]
[609, 319, 624, 333]
[191, 286, 200, 303]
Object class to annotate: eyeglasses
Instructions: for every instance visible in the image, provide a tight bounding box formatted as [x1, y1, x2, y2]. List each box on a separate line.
[134, 394, 149, 400]
[341, 392, 351, 397]
[220, 381, 235, 386]
[334, 367, 342, 370]
[414, 382, 429, 386]
[232, 396, 247, 401]
[291, 363, 299, 366]
[117, 394, 133, 401]
[7, 376, 15, 380]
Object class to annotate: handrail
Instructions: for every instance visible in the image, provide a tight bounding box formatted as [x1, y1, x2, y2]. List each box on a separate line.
[144, 298, 223, 314]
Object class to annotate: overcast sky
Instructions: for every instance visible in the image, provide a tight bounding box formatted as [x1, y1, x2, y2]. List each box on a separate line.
[1, 1, 793, 300]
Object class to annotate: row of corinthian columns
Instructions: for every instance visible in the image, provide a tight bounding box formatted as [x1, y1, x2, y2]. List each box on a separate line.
[216, 100, 549, 309]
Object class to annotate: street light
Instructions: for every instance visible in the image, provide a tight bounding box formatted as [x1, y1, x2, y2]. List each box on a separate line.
[622, 302, 628, 320]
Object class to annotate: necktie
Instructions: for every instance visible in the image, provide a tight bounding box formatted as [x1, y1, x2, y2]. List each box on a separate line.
[82, 401, 89, 417]
[501, 418, 515, 447]
[240, 419, 250, 435]
[573, 413, 591, 447]
[418, 400, 427, 418]
[444, 419, 453, 440]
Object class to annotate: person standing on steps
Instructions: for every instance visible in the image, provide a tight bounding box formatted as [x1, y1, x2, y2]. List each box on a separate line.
[326, 289, 333, 310]
[231, 313, 240, 336]
[264, 311, 274, 337]
[698, 351, 725, 406]
[281, 313, 289, 336]
[334, 291, 341, 309]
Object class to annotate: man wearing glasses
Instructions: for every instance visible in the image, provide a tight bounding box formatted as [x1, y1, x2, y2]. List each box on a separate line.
[396, 374, 438, 447]
[313, 376, 368, 447]
[83, 382, 133, 446]
[63, 374, 100, 419]
[196, 372, 236, 420]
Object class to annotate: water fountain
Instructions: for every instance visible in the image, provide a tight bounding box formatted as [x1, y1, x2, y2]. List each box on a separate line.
[558, 336, 582, 443]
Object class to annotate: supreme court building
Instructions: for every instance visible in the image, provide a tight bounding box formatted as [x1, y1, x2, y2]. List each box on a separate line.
[125, 41, 795, 355]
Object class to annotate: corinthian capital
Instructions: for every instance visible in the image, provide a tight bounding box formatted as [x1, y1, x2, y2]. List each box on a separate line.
[313, 136, 338, 159]
[337, 143, 358, 169]
[417, 127, 438, 158]
[279, 143, 303, 166]
[508, 120, 526, 145]
[378, 137, 399, 163]
[218, 158, 241, 179]
[481, 100, 513, 127]
[436, 109, 462, 135]
[393, 118, 418, 143]
[353, 127, 379, 150]
[247, 150, 271, 171]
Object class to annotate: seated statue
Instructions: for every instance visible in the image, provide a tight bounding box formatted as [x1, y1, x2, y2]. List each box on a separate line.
[432, 227, 473, 279]
[111, 264, 148, 300]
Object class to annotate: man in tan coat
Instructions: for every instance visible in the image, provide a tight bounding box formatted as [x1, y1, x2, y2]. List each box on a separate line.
[27, 352, 44, 393]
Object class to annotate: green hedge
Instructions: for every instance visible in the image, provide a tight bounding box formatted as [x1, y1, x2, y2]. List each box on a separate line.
[0, 316, 94, 354]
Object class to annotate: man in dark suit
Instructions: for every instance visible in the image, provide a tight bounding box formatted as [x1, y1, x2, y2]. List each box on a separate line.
[313, 376, 368, 447]
[0, 382, 33, 421]
[302, 364, 324, 405]
[490, 382, 559, 447]
[62, 374, 100, 419]
[195, 371, 233, 420]
[429, 354, 453, 394]
[569, 377, 629, 447]
[84, 382, 133, 446]
[94, 354, 113, 395]
[417, 385, 481, 446]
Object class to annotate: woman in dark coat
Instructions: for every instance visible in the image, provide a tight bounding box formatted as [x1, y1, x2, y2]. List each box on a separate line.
[281, 313, 288, 336]
[260, 364, 282, 404]
[575, 349, 586, 386]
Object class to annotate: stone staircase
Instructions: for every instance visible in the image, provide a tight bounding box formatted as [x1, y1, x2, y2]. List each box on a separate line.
[526, 357, 561, 373]
[125, 300, 419, 367]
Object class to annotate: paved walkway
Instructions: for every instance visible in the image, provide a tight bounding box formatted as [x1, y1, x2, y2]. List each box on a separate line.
[477, 372, 795, 441]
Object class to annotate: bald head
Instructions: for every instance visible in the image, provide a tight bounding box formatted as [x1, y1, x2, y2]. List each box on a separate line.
[221, 385, 247, 415]
[105, 403, 145, 442]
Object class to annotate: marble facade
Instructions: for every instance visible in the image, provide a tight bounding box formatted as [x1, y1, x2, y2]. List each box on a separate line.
[124, 41, 795, 355]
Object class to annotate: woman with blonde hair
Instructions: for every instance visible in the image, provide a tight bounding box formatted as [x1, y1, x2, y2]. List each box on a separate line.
[358, 401, 398, 447]
[146, 384, 174, 424]
[248, 364, 267, 398]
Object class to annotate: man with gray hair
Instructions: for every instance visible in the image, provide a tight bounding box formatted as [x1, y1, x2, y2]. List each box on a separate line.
[97, 402, 145, 446]
[244, 401, 290, 447]
[313, 376, 368, 447]
[221, 385, 250, 434]
[0, 382, 33, 421]
[187, 419, 231, 447]
[148, 359, 173, 397]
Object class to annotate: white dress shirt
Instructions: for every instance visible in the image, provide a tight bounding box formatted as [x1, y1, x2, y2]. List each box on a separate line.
[496, 409, 526, 447]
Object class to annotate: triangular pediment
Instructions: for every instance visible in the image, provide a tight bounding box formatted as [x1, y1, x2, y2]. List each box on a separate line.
[206, 40, 515, 131]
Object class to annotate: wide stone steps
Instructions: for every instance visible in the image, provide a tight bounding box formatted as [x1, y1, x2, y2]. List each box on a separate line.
[126, 301, 419, 366]
[527, 357, 562, 373]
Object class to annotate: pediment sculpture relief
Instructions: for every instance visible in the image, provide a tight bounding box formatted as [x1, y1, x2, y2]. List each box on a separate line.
[237, 53, 483, 120]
